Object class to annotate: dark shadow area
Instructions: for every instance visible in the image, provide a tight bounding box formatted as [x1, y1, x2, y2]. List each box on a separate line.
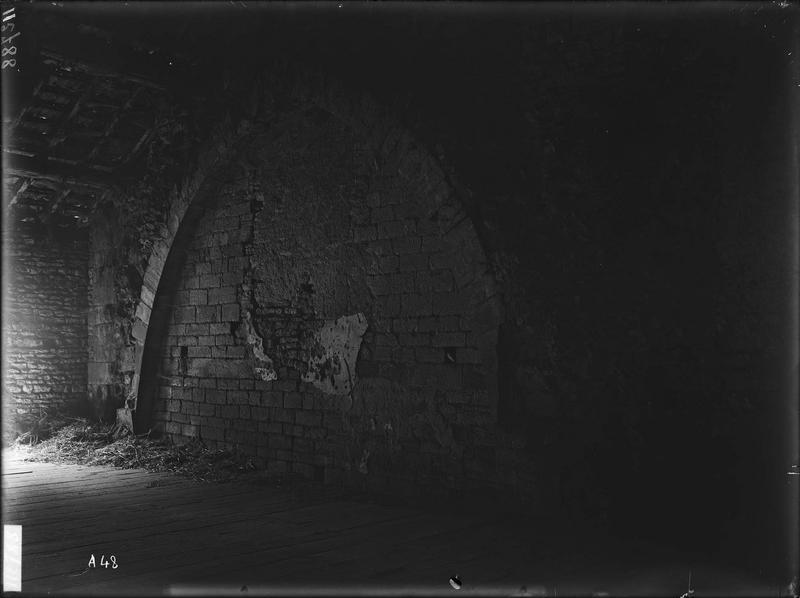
[3, 2, 797, 594]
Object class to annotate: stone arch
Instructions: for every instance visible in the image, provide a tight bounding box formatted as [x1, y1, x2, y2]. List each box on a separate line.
[125, 115, 243, 417]
[128, 62, 504, 490]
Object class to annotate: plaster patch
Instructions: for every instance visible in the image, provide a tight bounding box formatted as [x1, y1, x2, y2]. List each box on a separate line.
[243, 311, 277, 381]
[302, 312, 368, 395]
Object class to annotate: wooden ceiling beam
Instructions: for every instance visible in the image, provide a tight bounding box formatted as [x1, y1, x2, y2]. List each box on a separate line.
[86, 86, 146, 162]
[39, 48, 168, 92]
[6, 179, 31, 210]
[47, 76, 101, 149]
[3, 151, 118, 190]
[49, 189, 72, 214]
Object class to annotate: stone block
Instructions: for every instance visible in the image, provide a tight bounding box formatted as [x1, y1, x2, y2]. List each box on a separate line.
[265, 377, 291, 392]
[134, 303, 151, 324]
[226, 345, 246, 358]
[372, 345, 393, 361]
[417, 269, 454, 294]
[221, 271, 241, 286]
[211, 258, 228, 276]
[398, 332, 428, 346]
[217, 378, 239, 390]
[415, 347, 443, 363]
[185, 323, 209, 336]
[378, 255, 398, 273]
[206, 389, 227, 405]
[296, 411, 322, 427]
[221, 243, 244, 258]
[178, 335, 198, 346]
[431, 332, 465, 347]
[293, 437, 314, 455]
[201, 425, 223, 441]
[200, 273, 221, 288]
[258, 422, 281, 435]
[375, 294, 401, 317]
[401, 293, 432, 317]
[271, 435, 293, 450]
[174, 306, 196, 324]
[378, 220, 411, 239]
[228, 390, 248, 404]
[263, 391, 282, 406]
[88, 362, 111, 384]
[397, 253, 429, 272]
[354, 225, 377, 242]
[189, 289, 208, 305]
[274, 408, 294, 423]
[188, 346, 211, 358]
[412, 364, 462, 389]
[284, 392, 302, 409]
[267, 460, 288, 474]
[392, 318, 419, 333]
[140, 284, 156, 308]
[390, 272, 415, 293]
[392, 237, 422, 255]
[431, 291, 471, 316]
[209, 322, 231, 335]
[462, 365, 487, 390]
[371, 206, 395, 223]
[221, 303, 240, 321]
[420, 235, 448, 253]
[198, 335, 216, 346]
[429, 251, 461, 271]
[285, 424, 304, 438]
[456, 347, 482, 364]
[209, 286, 236, 305]
[215, 334, 234, 346]
[374, 332, 399, 347]
[366, 275, 392, 296]
[251, 406, 268, 420]
[196, 305, 220, 323]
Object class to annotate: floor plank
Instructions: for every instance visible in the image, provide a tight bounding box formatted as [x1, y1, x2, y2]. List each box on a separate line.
[1, 449, 777, 597]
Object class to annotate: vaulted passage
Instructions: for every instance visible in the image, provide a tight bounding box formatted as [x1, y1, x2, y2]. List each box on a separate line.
[137, 105, 504, 494]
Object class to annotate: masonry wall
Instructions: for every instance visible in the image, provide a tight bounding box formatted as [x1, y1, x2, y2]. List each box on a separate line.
[2, 224, 89, 441]
[87, 211, 151, 422]
[146, 107, 526, 498]
[87, 217, 123, 421]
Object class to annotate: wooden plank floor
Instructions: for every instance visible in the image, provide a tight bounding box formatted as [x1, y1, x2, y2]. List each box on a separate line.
[2, 449, 776, 596]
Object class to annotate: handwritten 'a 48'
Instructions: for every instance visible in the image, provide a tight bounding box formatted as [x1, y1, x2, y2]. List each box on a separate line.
[88, 554, 118, 569]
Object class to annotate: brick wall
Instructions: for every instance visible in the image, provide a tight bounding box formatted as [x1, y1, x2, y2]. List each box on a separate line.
[144, 107, 524, 498]
[2, 224, 89, 441]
